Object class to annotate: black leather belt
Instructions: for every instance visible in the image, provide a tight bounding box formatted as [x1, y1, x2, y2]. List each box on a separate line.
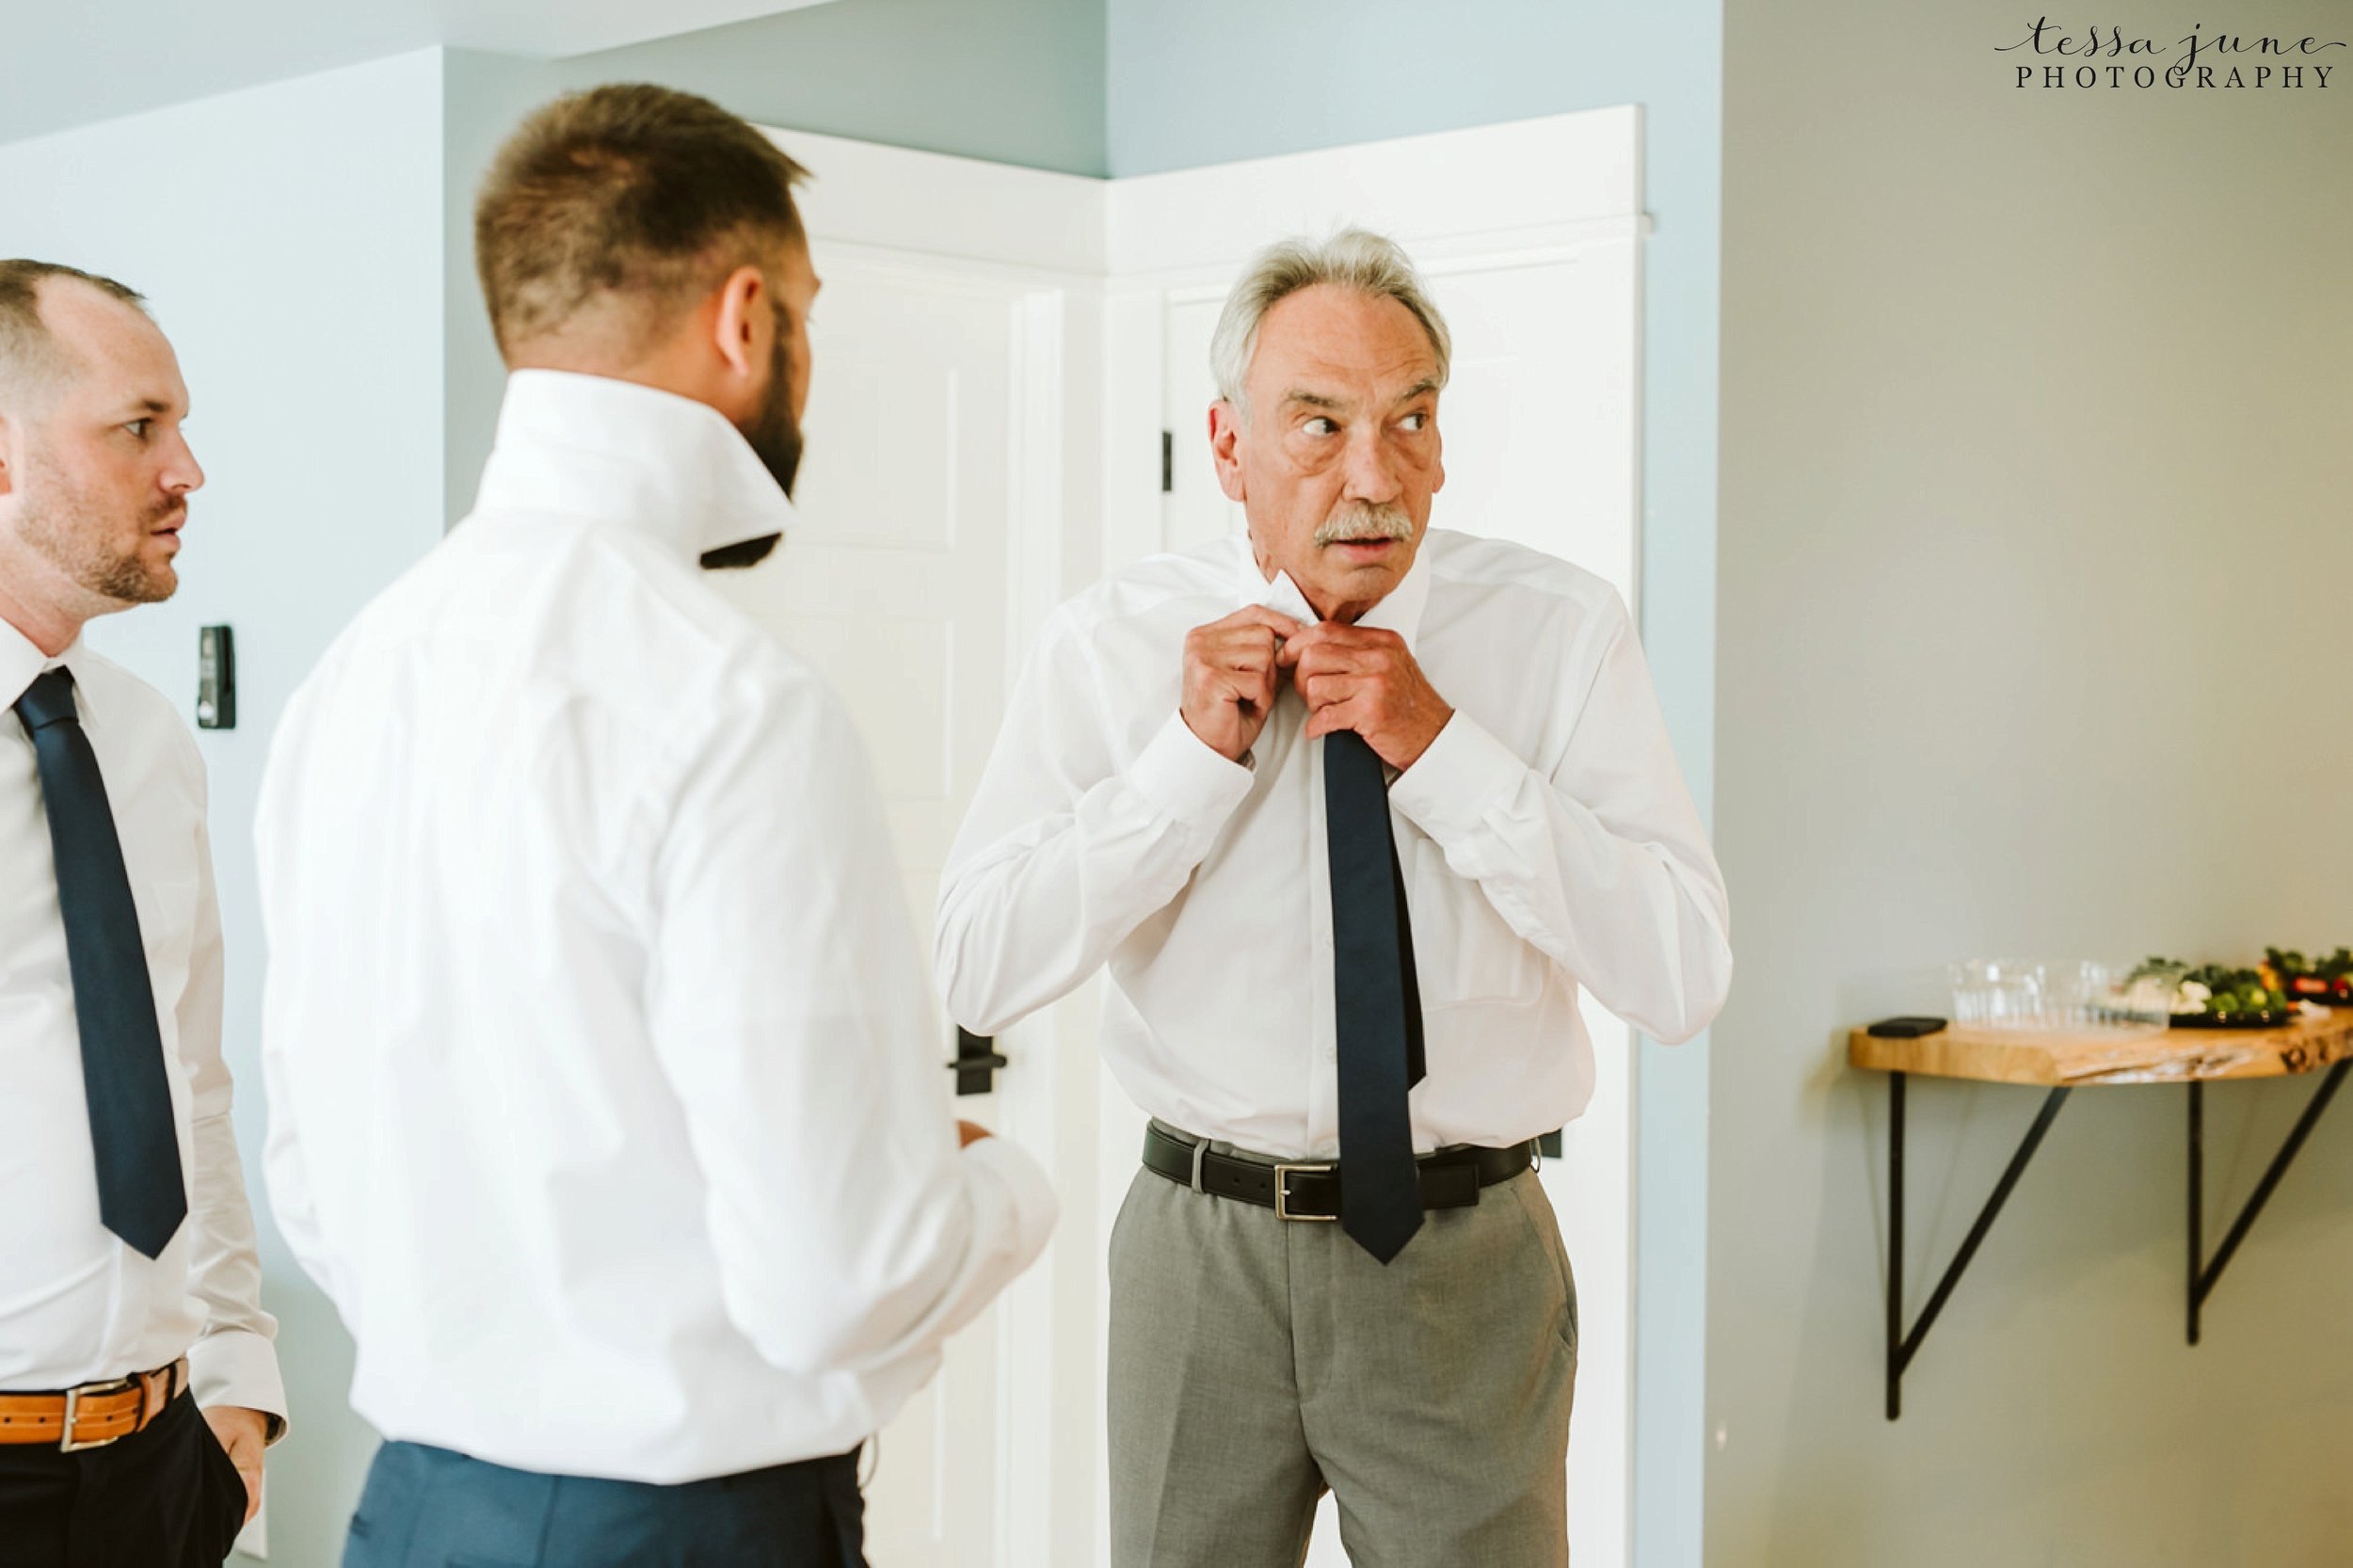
[1142, 1123, 1535, 1222]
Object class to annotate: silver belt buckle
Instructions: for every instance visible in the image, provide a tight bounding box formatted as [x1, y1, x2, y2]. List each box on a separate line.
[1273, 1162, 1337, 1222]
[58, 1375, 136, 1453]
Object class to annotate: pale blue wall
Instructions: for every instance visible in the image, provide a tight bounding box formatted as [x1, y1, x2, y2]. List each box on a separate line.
[441, 49, 561, 525]
[1709, 0, 2353, 1560]
[0, 49, 453, 1567]
[555, 0, 1107, 175]
[1107, 7, 1723, 1563]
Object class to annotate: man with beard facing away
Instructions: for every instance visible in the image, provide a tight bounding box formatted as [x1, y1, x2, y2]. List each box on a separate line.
[255, 86, 1055, 1568]
[936, 231, 1732, 1566]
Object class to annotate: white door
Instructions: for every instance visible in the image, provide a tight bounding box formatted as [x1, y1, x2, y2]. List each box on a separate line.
[1102, 110, 1646, 1568]
[712, 129, 1104, 1568]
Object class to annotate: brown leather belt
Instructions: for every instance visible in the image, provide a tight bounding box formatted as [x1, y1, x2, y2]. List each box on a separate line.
[0, 1358, 188, 1451]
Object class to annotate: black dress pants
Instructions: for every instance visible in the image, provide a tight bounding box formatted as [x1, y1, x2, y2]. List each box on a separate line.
[343, 1439, 868, 1568]
[0, 1392, 248, 1568]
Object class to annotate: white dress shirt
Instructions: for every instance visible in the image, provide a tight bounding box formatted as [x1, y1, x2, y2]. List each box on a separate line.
[1, 622, 284, 1420]
[256, 370, 1056, 1483]
[937, 530, 1733, 1160]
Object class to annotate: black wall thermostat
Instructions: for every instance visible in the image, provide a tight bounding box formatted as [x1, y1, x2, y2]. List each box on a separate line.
[197, 625, 235, 729]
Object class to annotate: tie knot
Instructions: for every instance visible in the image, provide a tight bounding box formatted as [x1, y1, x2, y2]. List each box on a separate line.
[13, 667, 80, 732]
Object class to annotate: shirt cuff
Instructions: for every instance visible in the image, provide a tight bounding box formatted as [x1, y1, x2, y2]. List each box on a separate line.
[958, 1133, 1062, 1270]
[1388, 711, 1529, 848]
[1125, 712, 1256, 837]
[188, 1329, 289, 1443]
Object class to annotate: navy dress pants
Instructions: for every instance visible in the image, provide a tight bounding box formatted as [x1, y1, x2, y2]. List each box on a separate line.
[343, 1440, 867, 1568]
[0, 1392, 248, 1568]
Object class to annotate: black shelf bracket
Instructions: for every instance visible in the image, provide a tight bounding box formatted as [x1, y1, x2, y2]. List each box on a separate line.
[1884, 1073, 2073, 1420]
[2186, 1060, 2349, 1345]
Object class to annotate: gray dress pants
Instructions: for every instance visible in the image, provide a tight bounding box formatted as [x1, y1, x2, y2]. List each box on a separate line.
[1108, 1125, 1578, 1568]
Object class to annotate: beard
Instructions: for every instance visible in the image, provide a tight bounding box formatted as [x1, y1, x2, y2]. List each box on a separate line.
[20, 463, 179, 605]
[1312, 499, 1417, 548]
[702, 323, 802, 572]
[744, 311, 804, 500]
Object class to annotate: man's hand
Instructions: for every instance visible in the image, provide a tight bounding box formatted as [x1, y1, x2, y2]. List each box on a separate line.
[1280, 623, 1454, 771]
[956, 1119, 992, 1148]
[1180, 606, 1305, 762]
[201, 1405, 268, 1526]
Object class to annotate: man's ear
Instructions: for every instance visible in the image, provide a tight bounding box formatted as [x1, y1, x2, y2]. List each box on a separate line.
[0, 412, 17, 500]
[709, 264, 769, 381]
[1208, 399, 1246, 504]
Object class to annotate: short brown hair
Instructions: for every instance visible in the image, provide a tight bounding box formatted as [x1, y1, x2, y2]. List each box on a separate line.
[0, 260, 149, 402]
[474, 84, 809, 359]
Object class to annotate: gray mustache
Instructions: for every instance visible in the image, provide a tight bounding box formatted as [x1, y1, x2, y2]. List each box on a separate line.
[1313, 503, 1415, 547]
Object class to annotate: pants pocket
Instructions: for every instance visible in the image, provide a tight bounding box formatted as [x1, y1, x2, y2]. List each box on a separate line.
[822, 1453, 870, 1568]
[1505, 1174, 1579, 1353]
[1106, 1164, 1147, 1284]
[344, 1444, 419, 1563]
[184, 1407, 248, 1559]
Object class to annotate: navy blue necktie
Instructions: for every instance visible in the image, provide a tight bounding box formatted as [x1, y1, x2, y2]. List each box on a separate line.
[1324, 729, 1427, 1263]
[14, 669, 187, 1259]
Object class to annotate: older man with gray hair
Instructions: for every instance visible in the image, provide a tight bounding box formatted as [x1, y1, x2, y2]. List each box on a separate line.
[938, 228, 1732, 1564]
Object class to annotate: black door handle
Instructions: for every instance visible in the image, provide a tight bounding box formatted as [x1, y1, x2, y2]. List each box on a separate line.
[948, 1028, 1010, 1096]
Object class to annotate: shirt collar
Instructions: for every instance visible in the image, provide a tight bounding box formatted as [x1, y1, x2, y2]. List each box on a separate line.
[0, 616, 87, 719]
[1241, 531, 1434, 653]
[470, 370, 797, 562]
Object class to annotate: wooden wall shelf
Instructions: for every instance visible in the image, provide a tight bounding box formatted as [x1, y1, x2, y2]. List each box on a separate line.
[1848, 1011, 2353, 1418]
[1849, 1011, 2353, 1086]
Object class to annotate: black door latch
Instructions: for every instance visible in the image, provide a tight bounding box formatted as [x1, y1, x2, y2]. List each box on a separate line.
[947, 1028, 1010, 1096]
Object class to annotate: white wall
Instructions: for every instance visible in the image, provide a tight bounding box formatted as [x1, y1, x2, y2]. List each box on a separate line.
[0, 48, 451, 1565]
[1713, 0, 2353, 1562]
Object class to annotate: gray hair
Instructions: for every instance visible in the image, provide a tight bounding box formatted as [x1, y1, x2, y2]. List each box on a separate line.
[1209, 228, 1451, 418]
[0, 260, 149, 407]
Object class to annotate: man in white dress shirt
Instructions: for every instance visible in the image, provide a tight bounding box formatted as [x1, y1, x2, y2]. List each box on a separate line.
[0, 261, 283, 1565]
[256, 87, 1055, 1566]
[937, 231, 1734, 1565]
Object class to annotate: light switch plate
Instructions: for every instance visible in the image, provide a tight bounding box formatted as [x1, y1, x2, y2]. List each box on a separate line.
[197, 624, 235, 730]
